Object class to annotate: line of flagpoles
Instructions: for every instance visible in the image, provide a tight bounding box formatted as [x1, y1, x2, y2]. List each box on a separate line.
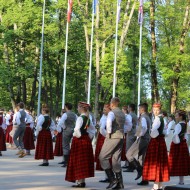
[37, 0, 143, 115]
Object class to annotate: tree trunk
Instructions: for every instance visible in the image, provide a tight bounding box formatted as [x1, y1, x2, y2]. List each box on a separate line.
[170, 1, 190, 113]
[150, 0, 159, 104]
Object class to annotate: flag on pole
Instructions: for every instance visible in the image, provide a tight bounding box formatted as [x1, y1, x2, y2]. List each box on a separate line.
[117, 0, 122, 21]
[93, 0, 98, 14]
[138, 0, 143, 25]
[67, 0, 73, 22]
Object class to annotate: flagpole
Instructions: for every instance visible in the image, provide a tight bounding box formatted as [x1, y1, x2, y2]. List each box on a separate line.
[62, 21, 69, 109]
[113, 0, 120, 97]
[37, 0, 46, 116]
[137, 1, 143, 117]
[87, 0, 95, 104]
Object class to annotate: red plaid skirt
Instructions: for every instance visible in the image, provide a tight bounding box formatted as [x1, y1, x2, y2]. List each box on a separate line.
[95, 133, 105, 170]
[35, 129, 54, 160]
[5, 125, 13, 144]
[0, 127, 6, 151]
[143, 136, 170, 182]
[54, 132, 63, 156]
[169, 139, 190, 176]
[65, 135, 94, 182]
[121, 136, 127, 161]
[23, 126, 35, 150]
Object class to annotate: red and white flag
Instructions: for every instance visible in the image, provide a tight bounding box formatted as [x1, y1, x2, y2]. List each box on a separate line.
[67, 0, 73, 22]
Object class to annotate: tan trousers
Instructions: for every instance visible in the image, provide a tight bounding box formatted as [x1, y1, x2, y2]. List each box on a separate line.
[99, 138, 124, 173]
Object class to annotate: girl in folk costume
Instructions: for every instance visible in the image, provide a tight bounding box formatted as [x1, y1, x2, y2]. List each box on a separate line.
[95, 104, 110, 182]
[65, 102, 95, 188]
[23, 109, 35, 155]
[53, 119, 63, 157]
[143, 103, 170, 190]
[35, 105, 56, 166]
[0, 109, 6, 156]
[5, 110, 14, 146]
[168, 110, 190, 185]
[165, 114, 175, 152]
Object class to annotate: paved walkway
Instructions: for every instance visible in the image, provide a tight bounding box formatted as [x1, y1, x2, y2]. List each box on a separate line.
[0, 145, 190, 190]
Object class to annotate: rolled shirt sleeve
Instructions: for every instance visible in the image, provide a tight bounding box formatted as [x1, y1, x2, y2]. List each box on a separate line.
[140, 117, 147, 137]
[57, 113, 67, 130]
[99, 114, 107, 137]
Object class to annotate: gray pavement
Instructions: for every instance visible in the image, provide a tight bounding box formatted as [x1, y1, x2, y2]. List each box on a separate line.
[0, 144, 190, 190]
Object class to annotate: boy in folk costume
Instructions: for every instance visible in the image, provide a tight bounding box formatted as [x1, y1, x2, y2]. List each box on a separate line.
[143, 103, 170, 190]
[126, 103, 151, 185]
[57, 103, 77, 167]
[65, 102, 95, 188]
[168, 110, 190, 185]
[0, 109, 6, 156]
[99, 97, 125, 190]
[13, 102, 29, 158]
[35, 105, 56, 166]
[23, 108, 35, 155]
[94, 104, 111, 183]
[121, 105, 133, 172]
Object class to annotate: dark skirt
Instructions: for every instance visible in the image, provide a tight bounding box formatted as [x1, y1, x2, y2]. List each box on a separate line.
[5, 125, 13, 144]
[35, 129, 54, 160]
[54, 132, 63, 156]
[23, 126, 35, 150]
[169, 139, 190, 176]
[143, 136, 170, 182]
[94, 133, 105, 170]
[65, 135, 94, 182]
[0, 127, 6, 151]
[121, 135, 127, 161]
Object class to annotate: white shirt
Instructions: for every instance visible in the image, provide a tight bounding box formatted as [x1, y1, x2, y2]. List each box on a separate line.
[166, 120, 175, 136]
[0, 115, 6, 130]
[25, 113, 34, 129]
[151, 116, 161, 131]
[174, 121, 186, 136]
[187, 120, 190, 134]
[139, 116, 148, 136]
[5, 113, 11, 125]
[73, 113, 95, 139]
[124, 114, 132, 133]
[106, 111, 115, 134]
[99, 114, 107, 137]
[57, 112, 78, 130]
[15, 109, 30, 126]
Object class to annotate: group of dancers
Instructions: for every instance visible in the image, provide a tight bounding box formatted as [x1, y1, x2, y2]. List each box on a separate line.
[0, 98, 190, 190]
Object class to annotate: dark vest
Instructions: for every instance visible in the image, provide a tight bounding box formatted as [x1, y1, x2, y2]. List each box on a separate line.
[141, 113, 151, 139]
[65, 111, 76, 130]
[179, 122, 187, 140]
[80, 115, 90, 135]
[130, 112, 137, 128]
[42, 116, 51, 130]
[19, 110, 26, 128]
[0, 115, 3, 125]
[157, 116, 165, 136]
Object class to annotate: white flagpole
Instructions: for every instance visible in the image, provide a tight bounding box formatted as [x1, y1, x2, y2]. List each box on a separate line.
[113, 0, 120, 97]
[62, 21, 69, 109]
[37, 0, 46, 116]
[87, 0, 95, 104]
[137, 1, 143, 117]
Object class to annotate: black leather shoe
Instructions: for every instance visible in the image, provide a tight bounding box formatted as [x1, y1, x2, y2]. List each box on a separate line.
[0, 153, 2, 156]
[39, 163, 49, 166]
[72, 183, 86, 188]
[137, 180, 149, 185]
[99, 179, 109, 183]
[58, 161, 65, 164]
[61, 163, 67, 167]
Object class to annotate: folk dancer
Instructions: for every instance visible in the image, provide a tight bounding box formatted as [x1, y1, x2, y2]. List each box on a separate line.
[0, 109, 6, 156]
[94, 104, 111, 183]
[99, 97, 125, 190]
[65, 102, 95, 188]
[143, 103, 170, 190]
[57, 103, 77, 167]
[126, 103, 151, 186]
[168, 110, 190, 185]
[35, 104, 56, 166]
[5, 110, 14, 146]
